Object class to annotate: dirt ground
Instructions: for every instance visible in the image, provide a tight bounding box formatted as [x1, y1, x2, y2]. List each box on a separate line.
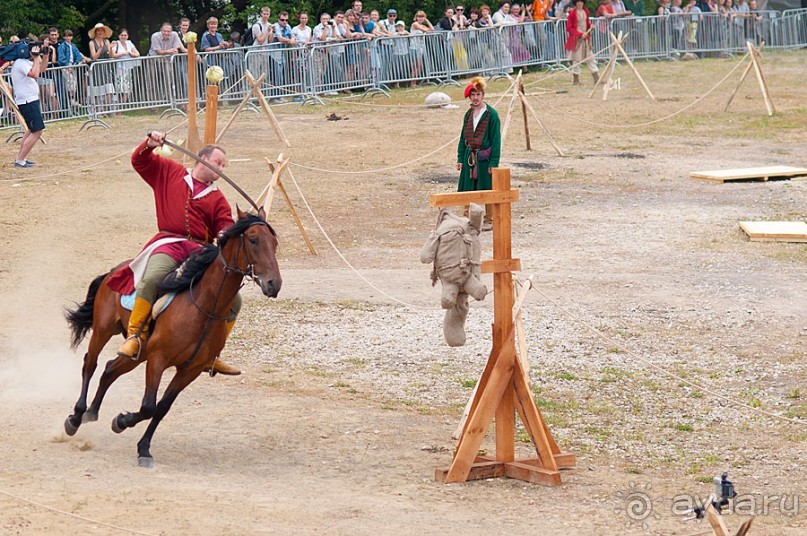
[0, 50, 806, 535]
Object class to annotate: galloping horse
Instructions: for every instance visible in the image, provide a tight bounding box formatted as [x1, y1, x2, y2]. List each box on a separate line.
[64, 209, 281, 467]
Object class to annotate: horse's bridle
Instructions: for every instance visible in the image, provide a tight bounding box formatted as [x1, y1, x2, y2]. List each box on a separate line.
[181, 221, 274, 371]
[190, 221, 273, 320]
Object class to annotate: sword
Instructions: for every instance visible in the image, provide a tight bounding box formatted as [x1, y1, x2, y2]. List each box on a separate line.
[157, 136, 261, 214]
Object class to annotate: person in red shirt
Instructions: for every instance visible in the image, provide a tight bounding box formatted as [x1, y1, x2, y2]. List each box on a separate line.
[108, 131, 241, 375]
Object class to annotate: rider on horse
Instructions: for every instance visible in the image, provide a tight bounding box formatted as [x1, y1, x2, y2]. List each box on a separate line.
[107, 131, 242, 375]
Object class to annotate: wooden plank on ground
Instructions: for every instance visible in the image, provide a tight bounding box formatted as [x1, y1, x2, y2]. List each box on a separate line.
[739, 221, 807, 242]
[690, 166, 807, 182]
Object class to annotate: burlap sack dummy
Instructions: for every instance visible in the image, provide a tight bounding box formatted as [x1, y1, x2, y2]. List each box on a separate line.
[420, 203, 487, 346]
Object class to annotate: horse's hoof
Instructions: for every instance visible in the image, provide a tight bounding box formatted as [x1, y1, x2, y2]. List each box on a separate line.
[138, 456, 155, 468]
[81, 410, 98, 424]
[111, 414, 126, 434]
[64, 417, 79, 436]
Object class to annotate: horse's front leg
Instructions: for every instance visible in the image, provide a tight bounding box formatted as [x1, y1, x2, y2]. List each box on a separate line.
[64, 351, 96, 436]
[111, 351, 165, 435]
[136, 365, 203, 468]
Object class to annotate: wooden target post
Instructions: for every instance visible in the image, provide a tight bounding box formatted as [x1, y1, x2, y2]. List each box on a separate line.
[183, 40, 203, 154]
[204, 83, 219, 144]
[431, 168, 575, 486]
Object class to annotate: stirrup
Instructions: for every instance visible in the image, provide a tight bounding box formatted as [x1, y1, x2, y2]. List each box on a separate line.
[118, 334, 144, 362]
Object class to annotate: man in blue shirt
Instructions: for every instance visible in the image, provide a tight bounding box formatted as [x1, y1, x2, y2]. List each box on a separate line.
[270, 11, 296, 102]
[201, 17, 233, 79]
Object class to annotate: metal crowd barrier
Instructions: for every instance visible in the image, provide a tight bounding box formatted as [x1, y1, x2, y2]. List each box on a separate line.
[1, 12, 806, 132]
[306, 39, 375, 95]
[781, 8, 807, 50]
[240, 44, 309, 101]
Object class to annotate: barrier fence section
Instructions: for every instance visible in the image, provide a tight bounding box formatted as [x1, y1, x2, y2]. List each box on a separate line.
[1, 11, 805, 132]
[305, 38, 376, 96]
[782, 8, 807, 49]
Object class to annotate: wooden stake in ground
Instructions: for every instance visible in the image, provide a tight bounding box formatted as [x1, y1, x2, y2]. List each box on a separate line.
[518, 79, 532, 151]
[724, 41, 774, 116]
[215, 70, 291, 147]
[183, 40, 203, 154]
[432, 168, 575, 486]
[262, 155, 317, 255]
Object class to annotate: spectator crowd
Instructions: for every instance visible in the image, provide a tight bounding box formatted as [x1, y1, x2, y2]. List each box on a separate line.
[0, 0, 786, 120]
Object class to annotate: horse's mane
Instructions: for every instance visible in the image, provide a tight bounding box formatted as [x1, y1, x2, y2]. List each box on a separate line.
[159, 245, 219, 294]
[159, 213, 273, 294]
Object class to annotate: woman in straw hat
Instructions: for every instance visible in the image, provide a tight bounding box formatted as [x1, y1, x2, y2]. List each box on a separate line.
[456, 77, 501, 228]
[87, 23, 115, 116]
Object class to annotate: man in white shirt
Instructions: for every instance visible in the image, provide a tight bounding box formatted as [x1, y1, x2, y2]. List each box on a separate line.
[11, 42, 45, 168]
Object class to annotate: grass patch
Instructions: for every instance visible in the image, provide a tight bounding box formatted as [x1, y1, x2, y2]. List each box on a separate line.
[552, 371, 580, 381]
[674, 424, 694, 432]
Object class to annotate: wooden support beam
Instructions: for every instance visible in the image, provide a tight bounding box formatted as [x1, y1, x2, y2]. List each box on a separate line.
[184, 43, 203, 154]
[216, 73, 266, 143]
[430, 190, 519, 208]
[444, 334, 517, 483]
[609, 31, 656, 101]
[500, 71, 522, 151]
[481, 258, 521, 274]
[262, 157, 318, 256]
[747, 41, 775, 116]
[518, 78, 532, 151]
[723, 52, 755, 112]
[246, 70, 292, 148]
[589, 33, 619, 99]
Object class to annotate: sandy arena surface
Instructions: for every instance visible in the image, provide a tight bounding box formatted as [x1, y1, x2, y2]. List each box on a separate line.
[0, 51, 806, 535]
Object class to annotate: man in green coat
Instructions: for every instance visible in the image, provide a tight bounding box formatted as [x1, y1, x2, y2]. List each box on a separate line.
[457, 77, 501, 226]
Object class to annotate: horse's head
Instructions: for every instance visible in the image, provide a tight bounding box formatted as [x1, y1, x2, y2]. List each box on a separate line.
[219, 208, 282, 298]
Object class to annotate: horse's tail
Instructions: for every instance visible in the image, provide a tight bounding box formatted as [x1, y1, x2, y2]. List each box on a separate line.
[65, 272, 108, 350]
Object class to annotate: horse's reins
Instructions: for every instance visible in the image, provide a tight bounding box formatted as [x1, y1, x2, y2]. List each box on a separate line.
[181, 222, 269, 373]
[155, 136, 262, 214]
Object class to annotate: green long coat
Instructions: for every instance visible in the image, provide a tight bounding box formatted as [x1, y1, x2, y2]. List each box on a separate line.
[457, 105, 502, 192]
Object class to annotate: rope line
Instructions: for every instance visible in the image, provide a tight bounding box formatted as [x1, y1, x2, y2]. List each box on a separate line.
[289, 135, 460, 175]
[284, 165, 431, 310]
[528, 51, 750, 129]
[0, 488, 156, 536]
[0, 114, 192, 184]
[532, 286, 806, 427]
[287, 82, 514, 175]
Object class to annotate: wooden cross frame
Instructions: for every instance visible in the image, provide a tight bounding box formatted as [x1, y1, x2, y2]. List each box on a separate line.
[261, 155, 317, 255]
[215, 70, 291, 147]
[590, 31, 656, 102]
[431, 168, 575, 486]
[724, 42, 774, 117]
[501, 72, 564, 157]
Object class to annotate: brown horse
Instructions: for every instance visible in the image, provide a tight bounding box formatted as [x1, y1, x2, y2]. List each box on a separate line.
[64, 209, 281, 467]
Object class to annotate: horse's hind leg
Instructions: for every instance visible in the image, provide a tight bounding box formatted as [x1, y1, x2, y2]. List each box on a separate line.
[65, 328, 116, 435]
[135, 366, 201, 468]
[83, 353, 144, 424]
